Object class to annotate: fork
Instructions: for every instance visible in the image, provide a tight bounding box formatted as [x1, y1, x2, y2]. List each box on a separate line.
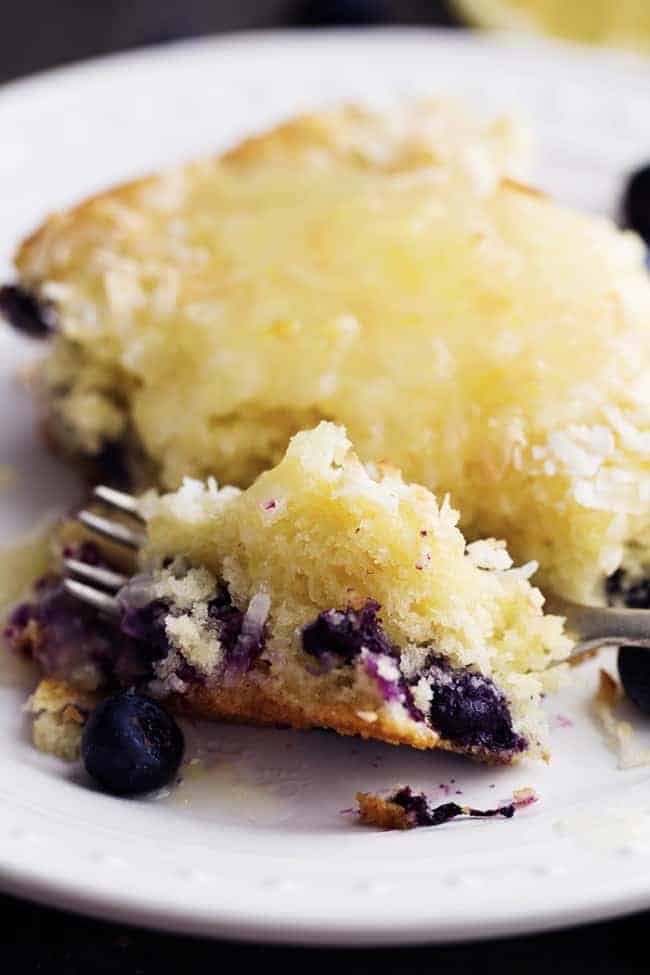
[63, 486, 650, 659]
[62, 485, 144, 619]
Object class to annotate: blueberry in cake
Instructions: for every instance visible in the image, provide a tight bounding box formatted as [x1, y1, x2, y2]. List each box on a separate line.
[6, 424, 570, 764]
[3, 99, 650, 606]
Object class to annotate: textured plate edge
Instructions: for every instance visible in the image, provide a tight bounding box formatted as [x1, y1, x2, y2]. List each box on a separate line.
[2, 857, 650, 946]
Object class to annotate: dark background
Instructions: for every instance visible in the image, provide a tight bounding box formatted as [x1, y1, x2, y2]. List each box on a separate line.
[0, 1, 647, 971]
[0, 0, 456, 84]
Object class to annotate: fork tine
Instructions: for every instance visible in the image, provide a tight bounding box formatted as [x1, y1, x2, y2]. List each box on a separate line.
[93, 485, 143, 520]
[78, 510, 145, 550]
[63, 578, 121, 617]
[63, 558, 128, 592]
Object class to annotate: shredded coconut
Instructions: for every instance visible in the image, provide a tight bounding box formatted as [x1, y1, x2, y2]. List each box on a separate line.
[466, 538, 513, 571]
[164, 606, 224, 674]
[411, 676, 433, 714]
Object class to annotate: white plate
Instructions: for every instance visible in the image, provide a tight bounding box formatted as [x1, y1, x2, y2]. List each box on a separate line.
[2, 27, 650, 947]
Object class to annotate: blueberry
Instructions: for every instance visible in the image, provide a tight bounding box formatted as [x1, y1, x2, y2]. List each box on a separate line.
[622, 165, 650, 246]
[302, 600, 394, 665]
[418, 656, 526, 754]
[618, 646, 650, 715]
[391, 787, 432, 826]
[0, 284, 57, 337]
[82, 692, 184, 796]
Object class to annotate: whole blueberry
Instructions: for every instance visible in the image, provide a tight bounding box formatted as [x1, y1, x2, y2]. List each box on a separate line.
[622, 165, 650, 246]
[618, 646, 650, 715]
[82, 692, 184, 796]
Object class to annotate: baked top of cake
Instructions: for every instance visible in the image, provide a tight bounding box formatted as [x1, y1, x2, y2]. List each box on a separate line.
[6, 423, 570, 764]
[2, 98, 650, 605]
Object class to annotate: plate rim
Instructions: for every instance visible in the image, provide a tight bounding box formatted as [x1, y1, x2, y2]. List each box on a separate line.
[3, 849, 650, 946]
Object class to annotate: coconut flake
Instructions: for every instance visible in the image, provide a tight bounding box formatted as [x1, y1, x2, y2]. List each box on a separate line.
[594, 670, 650, 769]
[466, 538, 513, 571]
[226, 591, 270, 673]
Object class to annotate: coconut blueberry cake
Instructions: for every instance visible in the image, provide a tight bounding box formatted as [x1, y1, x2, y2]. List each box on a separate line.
[3, 99, 649, 605]
[0, 97, 533, 484]
[5, 423, 570, 765]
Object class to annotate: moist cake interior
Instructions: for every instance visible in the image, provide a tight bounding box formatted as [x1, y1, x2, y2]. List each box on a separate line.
[5, 423, 570, 764]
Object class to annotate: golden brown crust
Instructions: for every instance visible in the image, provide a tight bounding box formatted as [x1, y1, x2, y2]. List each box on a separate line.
[500, 177, 546, 198]
[175, 678, 519, 764]
[17, 107, 351, 273]
[28, 675, 98, 716]
[16, 100, 518, 277]
[177, 678, 435, 747]
[221, 106, 405, 170]
[16, 173, 156, 275]
[356, 791, 413, 829]
[25, 671, 521, 765]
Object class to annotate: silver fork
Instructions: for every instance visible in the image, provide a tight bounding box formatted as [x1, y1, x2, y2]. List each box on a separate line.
[62, 485, 145, 618]
[544, 595, 650, 655]
[64, 486, 650, 658]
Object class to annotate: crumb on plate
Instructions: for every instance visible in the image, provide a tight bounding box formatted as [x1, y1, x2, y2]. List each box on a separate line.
[593, 669, 650, 769]
[26, 677, 99, 761]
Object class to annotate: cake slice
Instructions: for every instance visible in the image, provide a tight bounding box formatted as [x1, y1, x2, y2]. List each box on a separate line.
[2, 98, 649, 605]
[5, 424, 570, 764]
[0, 96, 531, 489]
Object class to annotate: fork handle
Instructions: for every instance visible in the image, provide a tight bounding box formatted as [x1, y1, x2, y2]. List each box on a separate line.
[546, 595, 650, 657]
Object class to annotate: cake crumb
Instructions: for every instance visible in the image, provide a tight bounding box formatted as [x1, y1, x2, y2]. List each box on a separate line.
[356, 784, 537, 830]
[26, 678, 99, 761]
[512, 786, 537, 807]
[357, 790, 413, 830]
[594, 669, 650, 769]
